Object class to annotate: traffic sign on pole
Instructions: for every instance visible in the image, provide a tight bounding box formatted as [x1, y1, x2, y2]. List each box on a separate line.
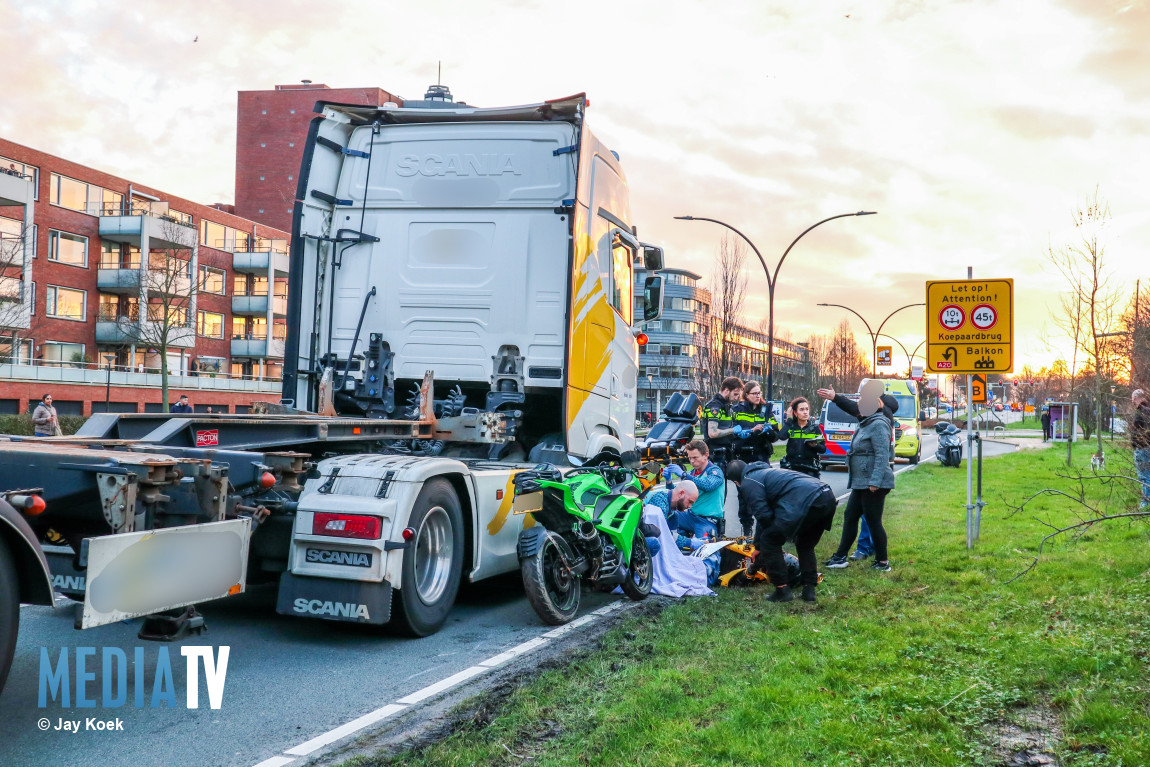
[911, 365, 924, 381]
[877, 346, 892, 366]
[926, 278, 1013, 373]
[971, 374, 987, 403]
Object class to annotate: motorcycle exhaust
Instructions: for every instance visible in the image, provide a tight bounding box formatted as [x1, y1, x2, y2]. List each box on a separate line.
[575, 520, 603, 559]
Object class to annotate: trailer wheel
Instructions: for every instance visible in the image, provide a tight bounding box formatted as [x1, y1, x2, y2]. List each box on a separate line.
[393, 478, 464, 637]
[0, 537, 20, 694]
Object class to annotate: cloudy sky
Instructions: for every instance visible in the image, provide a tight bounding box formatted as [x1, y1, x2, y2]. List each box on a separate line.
[3, 0, 1147, 373]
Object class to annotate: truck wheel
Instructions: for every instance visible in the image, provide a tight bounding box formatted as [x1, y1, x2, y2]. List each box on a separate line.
[0, 537, 20, 694]
[619, 531, 653, 601]
[521, 530, 580, 625]
[393, 478, 464, 637]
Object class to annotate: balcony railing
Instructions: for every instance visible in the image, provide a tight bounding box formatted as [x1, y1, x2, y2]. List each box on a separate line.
[0, 356, 281, 391]
[95, 205, 193, 228]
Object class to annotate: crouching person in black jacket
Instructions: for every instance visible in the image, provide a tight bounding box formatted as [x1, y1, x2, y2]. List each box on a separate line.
[727, 460, 838, 603]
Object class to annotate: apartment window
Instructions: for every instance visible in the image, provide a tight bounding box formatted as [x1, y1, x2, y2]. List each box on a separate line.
[0, 155, 39, 199]
[0, 336, 32, 363]
[645, 366, 659, 376]
[196, 356, 224, 373]
[198, 266, 226, 295]
[48, 230, 88, 267]
[45, 285, 85, 320]
[197, 310, 224, 338]
[50, 173, 89, 212]
[0, 276, 21, 300]
[168, 209, 193, 227]
[41, 341, 85, 365]
[146, 303, 187, 324]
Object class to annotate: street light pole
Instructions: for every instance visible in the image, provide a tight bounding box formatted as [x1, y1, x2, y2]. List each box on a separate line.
[675, 211, 876, 401]
[818, 302, 925, 376]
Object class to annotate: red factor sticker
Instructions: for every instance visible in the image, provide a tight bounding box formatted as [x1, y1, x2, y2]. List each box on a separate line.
[195, 429, 219, 447]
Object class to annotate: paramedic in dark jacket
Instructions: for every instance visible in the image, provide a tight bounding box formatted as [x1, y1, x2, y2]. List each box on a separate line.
[727, 460, 837, 603]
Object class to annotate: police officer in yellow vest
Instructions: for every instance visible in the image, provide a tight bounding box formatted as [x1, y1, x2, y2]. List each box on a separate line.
[702, 376, 744, 468]
[778, 396, 826, 477]
[732, 380, 780, 465]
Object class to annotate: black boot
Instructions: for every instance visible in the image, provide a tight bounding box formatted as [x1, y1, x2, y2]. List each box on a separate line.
[767, 585, 793, 603]
[801, 584, 817, 602]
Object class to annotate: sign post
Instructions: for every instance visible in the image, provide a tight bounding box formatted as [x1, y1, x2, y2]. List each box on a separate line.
[926, 274, 1013, 549]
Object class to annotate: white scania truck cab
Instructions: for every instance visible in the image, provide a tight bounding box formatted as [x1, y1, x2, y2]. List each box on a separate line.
[276, 90, 666, 634]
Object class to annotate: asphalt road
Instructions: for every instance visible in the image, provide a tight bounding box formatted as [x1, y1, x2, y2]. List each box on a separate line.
[4, 431, 1020, 767]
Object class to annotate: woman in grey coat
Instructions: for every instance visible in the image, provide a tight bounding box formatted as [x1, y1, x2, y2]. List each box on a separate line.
[822, 380, 896, 571]
[32, 393, 59, 437]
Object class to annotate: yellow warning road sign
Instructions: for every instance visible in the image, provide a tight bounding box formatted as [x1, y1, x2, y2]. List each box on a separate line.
[971, 374, 987, 403]
[926, 278, 1013, 374]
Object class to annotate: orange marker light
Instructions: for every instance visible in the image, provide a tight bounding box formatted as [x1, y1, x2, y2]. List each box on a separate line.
[259, 472, 276, 489]
[27, 495, 47, 516]
[636, 333, 649, 347]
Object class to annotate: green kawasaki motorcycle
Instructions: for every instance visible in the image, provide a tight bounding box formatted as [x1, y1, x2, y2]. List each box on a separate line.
[513, 456, 655, 625]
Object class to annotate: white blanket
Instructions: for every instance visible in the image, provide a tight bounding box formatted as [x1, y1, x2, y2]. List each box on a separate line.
[643, 504, 715, 598]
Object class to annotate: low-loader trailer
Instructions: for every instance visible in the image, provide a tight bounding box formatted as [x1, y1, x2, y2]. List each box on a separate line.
[0, 91, 665, 693]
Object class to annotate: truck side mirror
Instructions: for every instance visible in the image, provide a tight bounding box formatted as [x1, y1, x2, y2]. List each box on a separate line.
[640, 243, 664, 272]
[642, 275, 663, 322]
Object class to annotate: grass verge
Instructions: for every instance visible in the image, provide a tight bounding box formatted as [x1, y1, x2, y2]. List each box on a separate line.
[354, 442, 1149, 766]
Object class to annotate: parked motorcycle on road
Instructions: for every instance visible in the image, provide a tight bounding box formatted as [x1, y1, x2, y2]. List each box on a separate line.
[935, 421, 963, 467]
[513, 455, 655, 625]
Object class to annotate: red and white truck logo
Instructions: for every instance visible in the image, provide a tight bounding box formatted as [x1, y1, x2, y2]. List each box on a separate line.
[195, 429, 219, 447]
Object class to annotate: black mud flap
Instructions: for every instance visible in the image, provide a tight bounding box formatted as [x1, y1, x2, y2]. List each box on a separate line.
[276, 572, 392, 625]
[42, 546, 87, 598]
[516, 526, 547, 560]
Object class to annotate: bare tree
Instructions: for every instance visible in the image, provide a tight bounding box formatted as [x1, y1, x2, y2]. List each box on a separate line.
[114, 218, 196, 410]
[711, 233, 747, 380]
[1047, 190, 1125, 458]
[808, 320, 870, 393]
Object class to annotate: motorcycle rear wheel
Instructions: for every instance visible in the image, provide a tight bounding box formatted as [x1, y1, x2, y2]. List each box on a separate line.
[521, 530, 581, 625]
[620, 532, 653, 601]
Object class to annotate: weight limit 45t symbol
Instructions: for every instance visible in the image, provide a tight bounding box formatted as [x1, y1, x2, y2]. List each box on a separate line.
[971, 304, 998, 330]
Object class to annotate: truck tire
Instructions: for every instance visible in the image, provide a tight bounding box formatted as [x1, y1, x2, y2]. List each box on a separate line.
[392, 478, 464, 637]
[619, 531, 652, 601]
[521, 530, 581, 625]
[0, 537, 20, 694]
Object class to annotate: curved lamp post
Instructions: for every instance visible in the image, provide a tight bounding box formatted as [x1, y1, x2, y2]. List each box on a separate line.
[675, 211, 876, 400]
[817, 302, 925, 375]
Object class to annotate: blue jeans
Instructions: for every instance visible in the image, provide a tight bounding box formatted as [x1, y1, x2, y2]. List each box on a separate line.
[1135, 447, 1150, 506]
[855, 517, 874, 555]
[670, 511, 719, 540]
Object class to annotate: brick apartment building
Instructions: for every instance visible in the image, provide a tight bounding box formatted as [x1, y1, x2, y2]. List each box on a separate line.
[0, 138, 291, 416]
[235, 82, 402, 232]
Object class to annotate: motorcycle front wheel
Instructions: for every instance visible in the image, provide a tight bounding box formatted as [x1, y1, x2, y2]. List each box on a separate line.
[620, 531, 653, 601]
[521, 530, 581, 625]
